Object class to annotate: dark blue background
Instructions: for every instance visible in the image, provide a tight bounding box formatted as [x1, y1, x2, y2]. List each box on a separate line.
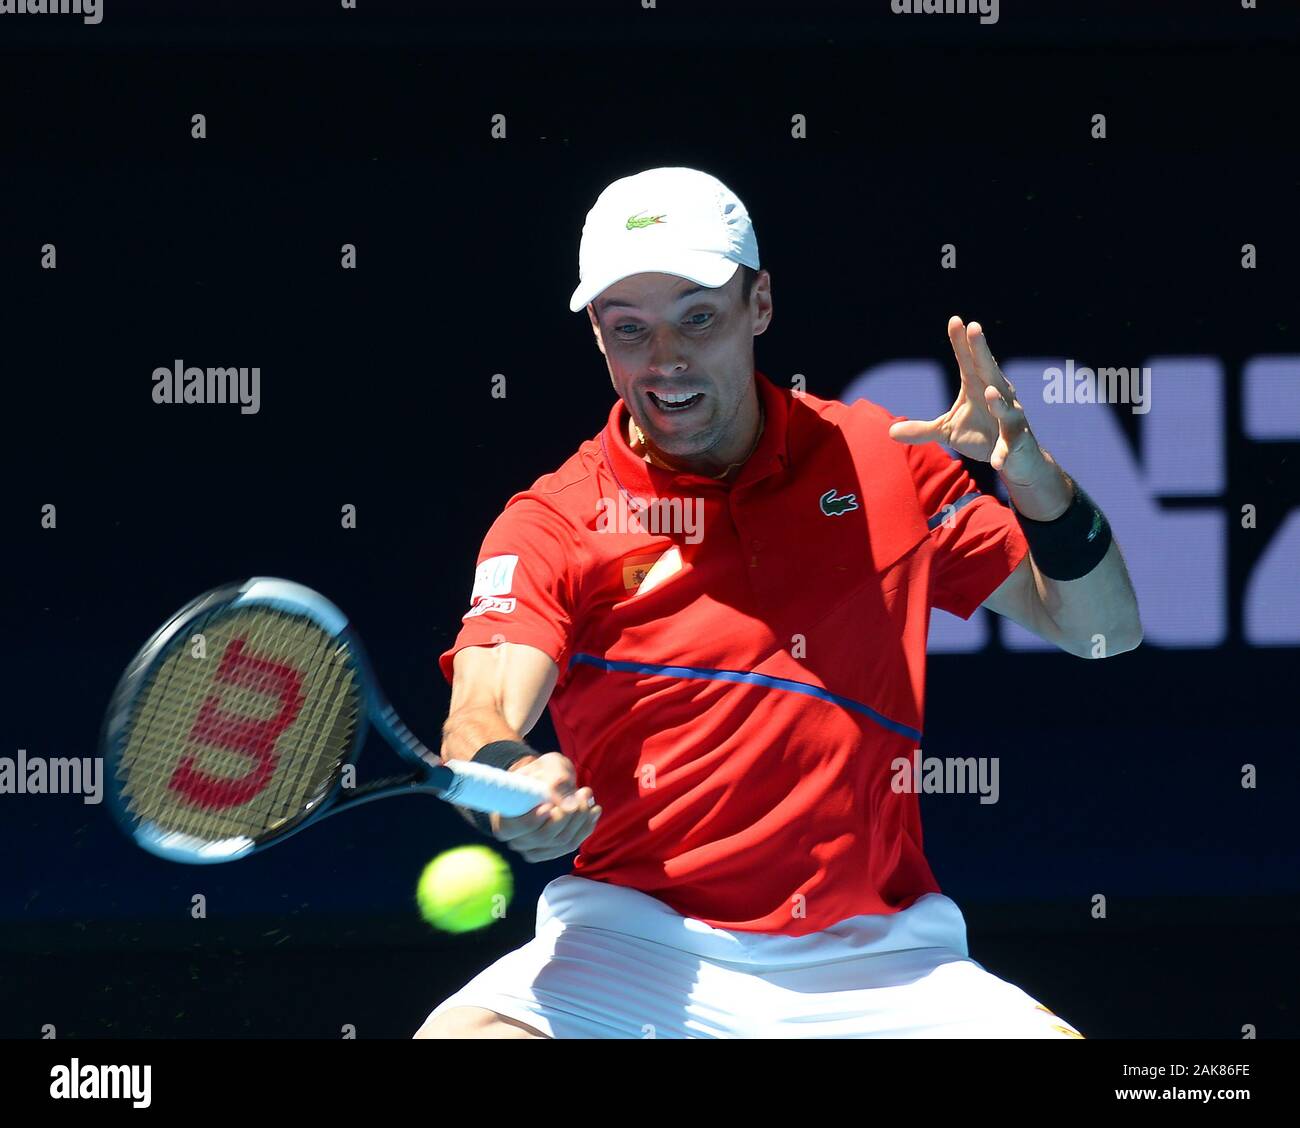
[2, 0, 1296, 1037]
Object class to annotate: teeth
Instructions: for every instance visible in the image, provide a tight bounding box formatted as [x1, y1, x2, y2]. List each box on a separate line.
[654, 392, 699, 404]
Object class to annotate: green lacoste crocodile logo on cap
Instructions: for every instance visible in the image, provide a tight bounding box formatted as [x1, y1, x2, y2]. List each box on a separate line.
[626, 211, 668, 230]
[820, 489, 859, 517]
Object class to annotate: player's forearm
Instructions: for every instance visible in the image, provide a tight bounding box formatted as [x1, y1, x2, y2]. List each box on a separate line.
[442, 706, 540, 834]
[1031, 538, 1142, 657]
[440, 704, 537, 768]
[1002, 451, 1142, 657]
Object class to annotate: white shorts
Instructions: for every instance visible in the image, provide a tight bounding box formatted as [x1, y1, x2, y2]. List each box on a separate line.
[421, 876, 1084, 1039]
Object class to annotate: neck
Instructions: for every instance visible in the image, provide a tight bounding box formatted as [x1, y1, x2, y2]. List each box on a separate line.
[628, 398, 764, 481]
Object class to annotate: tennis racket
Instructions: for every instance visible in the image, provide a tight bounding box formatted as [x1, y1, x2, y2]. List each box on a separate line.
[102, 577, 552, 864]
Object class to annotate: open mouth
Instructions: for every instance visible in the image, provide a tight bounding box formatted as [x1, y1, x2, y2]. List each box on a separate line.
[647, 390, 705, 414]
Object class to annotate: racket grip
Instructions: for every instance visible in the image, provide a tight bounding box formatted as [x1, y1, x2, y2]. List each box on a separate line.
[439, 758, 553, 817]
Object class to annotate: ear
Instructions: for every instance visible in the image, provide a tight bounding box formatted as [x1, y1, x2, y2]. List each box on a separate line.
[587, 304, 607, 356]
[751, 269, 773, 337]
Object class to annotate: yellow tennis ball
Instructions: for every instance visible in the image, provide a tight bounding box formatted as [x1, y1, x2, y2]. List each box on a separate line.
[416, 845, 513, 933]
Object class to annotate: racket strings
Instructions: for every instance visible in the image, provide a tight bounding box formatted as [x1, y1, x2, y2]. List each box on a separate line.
[121, 608, 284, 839]
[261, 616, 355, 827]
[245, 611, 335, 831]
[224, 610, 328, 836]
[117, 606, 360, 846]
[125, 608, 353, 841]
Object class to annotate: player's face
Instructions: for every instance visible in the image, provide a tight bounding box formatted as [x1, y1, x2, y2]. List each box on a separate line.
[587, 268, 772, 474]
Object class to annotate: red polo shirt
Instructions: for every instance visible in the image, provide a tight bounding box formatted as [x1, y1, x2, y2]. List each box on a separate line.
[439, 369, 1028, 935]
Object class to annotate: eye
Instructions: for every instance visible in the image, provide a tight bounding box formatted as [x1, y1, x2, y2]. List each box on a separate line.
[614, 323, 641, 336]
[686, 312, 714, 327]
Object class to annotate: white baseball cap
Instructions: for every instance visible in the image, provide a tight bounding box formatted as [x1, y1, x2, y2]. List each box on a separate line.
[569, 166, 760, 313]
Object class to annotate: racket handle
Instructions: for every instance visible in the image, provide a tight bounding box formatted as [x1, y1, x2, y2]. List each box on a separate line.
[437, 758, 553, 817]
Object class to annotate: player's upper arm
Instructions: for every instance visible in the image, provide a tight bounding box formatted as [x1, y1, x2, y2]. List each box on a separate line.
[439, 495, 583, 675]
[437, 493, 582, 760]
[448, 641, 559, 739]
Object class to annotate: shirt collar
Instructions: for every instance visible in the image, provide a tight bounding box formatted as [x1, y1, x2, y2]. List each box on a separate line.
[600, 369, 791, 498]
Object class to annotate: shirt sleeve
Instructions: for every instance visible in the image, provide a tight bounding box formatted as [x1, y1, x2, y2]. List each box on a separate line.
[437, 495, 582, 684]
[904, 437, 1030, 620]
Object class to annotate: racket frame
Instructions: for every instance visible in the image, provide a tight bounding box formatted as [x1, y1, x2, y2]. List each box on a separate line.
[102, 578, 537, 864]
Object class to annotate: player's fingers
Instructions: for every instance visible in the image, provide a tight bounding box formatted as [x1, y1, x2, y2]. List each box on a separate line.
[967, 321, 1013, 395]
[552, 804, 601, 853]
[559, 786, 594, 813]
[492, 806, 553, 843]
[517, 830, 581, 862]
[984, 382, 1021, 423]
[948, 315, 981, 390]
[518, 808, 600, 862]
[535, 751, 580, 794]
[498, 791, 588, 847]
[534, 794, 594, 843]
[499, 782, 591, 831]
[887, 416, 944, 444]
[983, 384, 1033, 451]
[507, 752, 579, 805]
[510, 797, 599, 859]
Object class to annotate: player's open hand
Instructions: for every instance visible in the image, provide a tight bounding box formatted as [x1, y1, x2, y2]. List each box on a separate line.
[492, 751, 602, 863]
[888, 316, 1046, 487]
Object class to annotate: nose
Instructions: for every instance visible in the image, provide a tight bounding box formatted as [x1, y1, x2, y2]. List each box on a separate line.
[645, 323, 688, 378]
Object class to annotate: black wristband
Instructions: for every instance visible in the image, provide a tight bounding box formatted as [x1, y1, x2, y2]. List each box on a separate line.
[1012, 479, 1113, 581]
[463, 741, 536, 836]
[471, 739, 537, 772]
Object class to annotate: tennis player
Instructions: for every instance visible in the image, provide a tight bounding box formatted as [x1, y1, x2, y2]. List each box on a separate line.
[415, 167, 1142, 1039]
